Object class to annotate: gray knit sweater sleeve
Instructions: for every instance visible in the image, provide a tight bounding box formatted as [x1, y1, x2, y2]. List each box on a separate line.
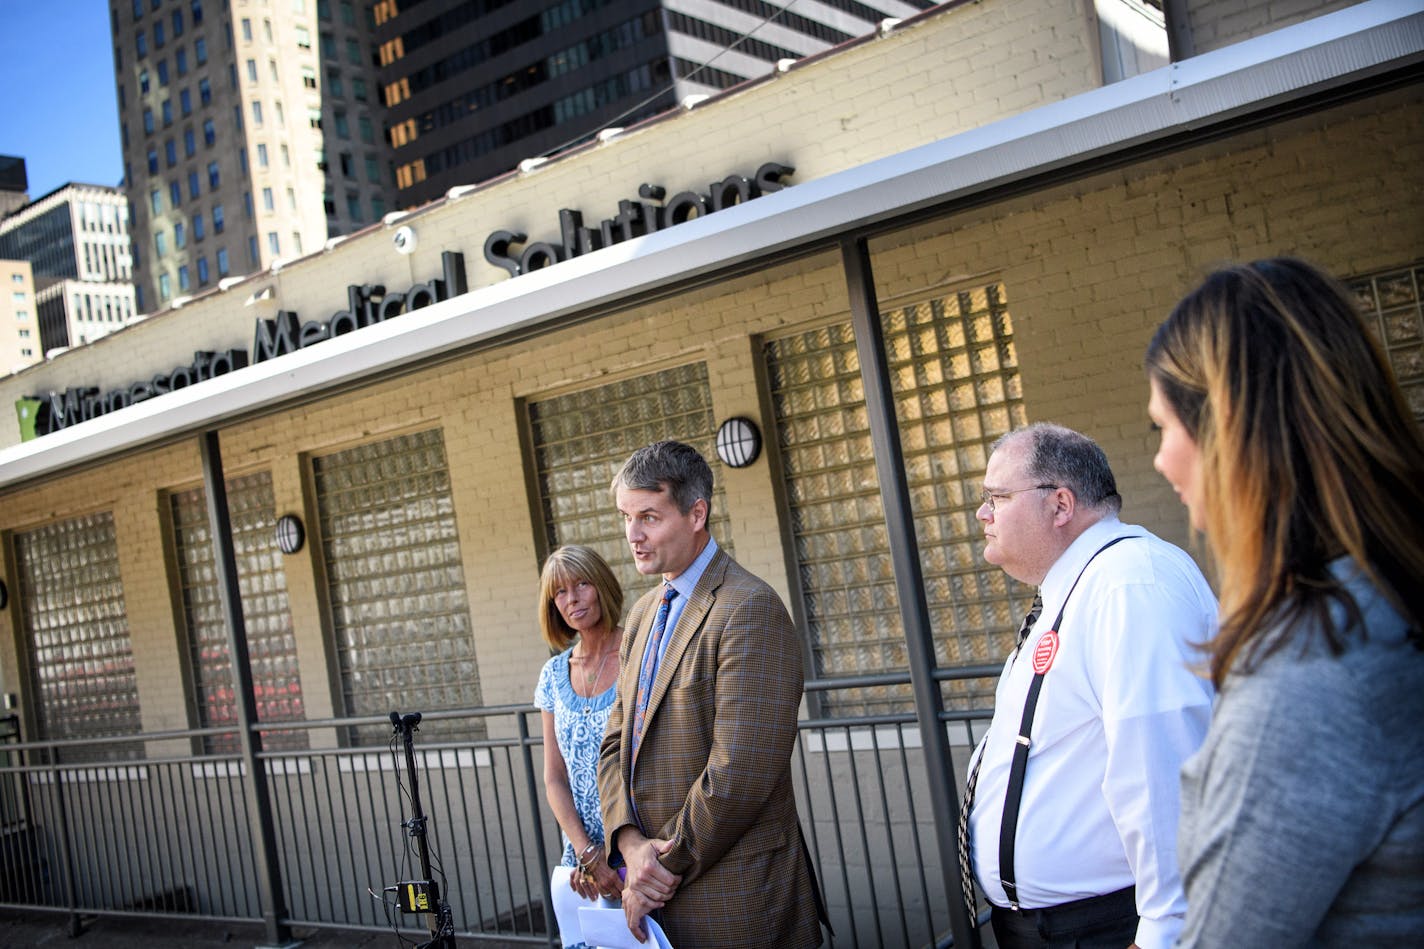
[1175, 570, 1424, 948]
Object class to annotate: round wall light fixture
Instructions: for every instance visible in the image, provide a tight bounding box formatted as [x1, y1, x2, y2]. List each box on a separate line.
[715, 417, 762, 468]
[275, 514, 305, 555]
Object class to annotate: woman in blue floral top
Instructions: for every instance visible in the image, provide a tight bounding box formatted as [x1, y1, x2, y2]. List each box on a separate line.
[534, 545, 625, 948]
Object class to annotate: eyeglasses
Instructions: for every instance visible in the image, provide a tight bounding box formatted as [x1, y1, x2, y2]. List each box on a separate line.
[979, 484, 1059, 512]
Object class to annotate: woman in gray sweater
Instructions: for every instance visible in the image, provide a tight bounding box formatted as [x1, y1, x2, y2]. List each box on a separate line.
[1144, 258, 1424, 947]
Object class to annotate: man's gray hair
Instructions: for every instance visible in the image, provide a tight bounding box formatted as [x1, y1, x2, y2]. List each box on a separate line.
[610, 440, 714, 515]
[994, 423, 1123, 513]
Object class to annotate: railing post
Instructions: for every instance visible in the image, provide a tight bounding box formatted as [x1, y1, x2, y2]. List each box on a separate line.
[517, 709, 557, 946]
[840, 237, 982, 949]
[200, 430, 298, 948]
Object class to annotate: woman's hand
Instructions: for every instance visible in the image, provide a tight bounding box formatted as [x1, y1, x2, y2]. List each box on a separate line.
[569, 846, 623, 901]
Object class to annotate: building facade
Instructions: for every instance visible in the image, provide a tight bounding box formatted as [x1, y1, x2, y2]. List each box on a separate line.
[376, 0, 940, 207]
[0, 183, 138, 358]
[0, 259, 39, 372]
[0, 0, 1418, 944]
[111, 0, 397, 312]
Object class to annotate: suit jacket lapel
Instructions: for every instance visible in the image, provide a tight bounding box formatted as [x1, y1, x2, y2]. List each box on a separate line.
[637, 548, 728, 757]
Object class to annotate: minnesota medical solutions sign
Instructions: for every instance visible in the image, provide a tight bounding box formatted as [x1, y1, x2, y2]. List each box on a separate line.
[18, 162, 794, 440]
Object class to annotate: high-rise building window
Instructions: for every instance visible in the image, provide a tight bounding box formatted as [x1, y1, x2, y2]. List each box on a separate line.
[170, 181, 181, 206]
[252, 100, 263, 126]
[365, 155, 380, 184]
[248, 235, 259, 264]
[193, 211, 205, 239]
[321, 32, 335, 59]
[154, 230, 167, 257]
[286, 187, 296, 209]
[175, 221, 186, 249]
[216, 246, 228, 275]
[334, 110, 348, 139]
[136, 30, 147, 57]
[326, 67, 343, 97]
[191, 0, 202, 26]
[274, 101, 284, 126]
[269, 59, 279, 81]
[207, 161, 220, 188]
[296, 26, 311, 50]
[188, 170, 200, 199]
[302, 66, 316, 89]
[280, 144, 290, 167]
[147, 149, 159, 174]
[212, 204, 224, 232]
[358, 115, 373, 144]
[178, 264, 190, 290]
[264, 18, 273, 42]
[154, 21, 165, 47]
[150, 189, 162, 213]
[352, 77, 366, 102]
[172, 9, 183, 37]
[196, 256, 209, 284]
[184, 128, 195, 156]
[176, 48, 187, 76]
[199, 77, 211, 104]
[339, 152, 353, 177]
[244, 191, 253, 217]
[140, 68, 150, 93]
[339, 0, 354, 25]
[345, 193, 360, 220]
[370, 195, 385, 219]
[143, 108, 154, 133]
[195, 37, 207, 65]
[241, 18, 252, 41]
[180, 88, 192, 116]
[161, 98, 172, 125]
[346, 38, 361, 65]
[157, 59, 169, 85]
[257, 143, 269, 167]
[246, 59, 258, 81]
[262, 187, 274, 210]
[203, 118, 216, 145]
[165, 139, 177, 166]
[159, 272, 171, 300]
[132, 0, 142, 18]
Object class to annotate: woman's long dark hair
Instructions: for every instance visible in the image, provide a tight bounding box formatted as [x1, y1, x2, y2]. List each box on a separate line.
[1146, 258, 1424, 686]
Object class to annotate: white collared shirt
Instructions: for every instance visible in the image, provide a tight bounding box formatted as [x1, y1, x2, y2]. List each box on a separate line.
[966, 517, 1216, 949]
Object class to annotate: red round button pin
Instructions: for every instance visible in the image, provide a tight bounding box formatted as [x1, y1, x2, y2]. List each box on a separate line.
[1032, 630, 1059, 674]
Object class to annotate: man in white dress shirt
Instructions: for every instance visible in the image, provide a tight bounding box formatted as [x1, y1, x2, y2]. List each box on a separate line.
[962, 423, 1215, 949]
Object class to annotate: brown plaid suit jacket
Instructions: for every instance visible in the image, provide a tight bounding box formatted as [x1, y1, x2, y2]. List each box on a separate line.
[599, 546, 821, 949]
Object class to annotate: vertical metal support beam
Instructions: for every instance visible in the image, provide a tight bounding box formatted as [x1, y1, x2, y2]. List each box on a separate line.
[840, 238, 981, 949]
[199, 431, 296, 947]
[517, 710, 556, 947]
[1162, 0, 1195, 62]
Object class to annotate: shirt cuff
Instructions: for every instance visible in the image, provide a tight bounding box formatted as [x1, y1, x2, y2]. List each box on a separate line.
[1135, 913, 1183, 949]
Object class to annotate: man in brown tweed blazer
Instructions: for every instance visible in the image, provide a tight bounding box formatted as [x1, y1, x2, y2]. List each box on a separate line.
[598, 441, 822, 948]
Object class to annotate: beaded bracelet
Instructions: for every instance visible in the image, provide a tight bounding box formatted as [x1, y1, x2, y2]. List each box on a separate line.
[577, 840, 601, 871]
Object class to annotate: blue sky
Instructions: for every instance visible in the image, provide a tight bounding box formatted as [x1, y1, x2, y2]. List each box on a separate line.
[0, 0, 124, 199]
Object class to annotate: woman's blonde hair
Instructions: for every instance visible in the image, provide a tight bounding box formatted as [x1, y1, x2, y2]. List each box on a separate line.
[1146, 258, 1424, 686]
[536, 545, 625, 651]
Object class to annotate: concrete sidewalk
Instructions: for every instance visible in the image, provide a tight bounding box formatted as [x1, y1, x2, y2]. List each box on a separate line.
[0, 911, 537, 948]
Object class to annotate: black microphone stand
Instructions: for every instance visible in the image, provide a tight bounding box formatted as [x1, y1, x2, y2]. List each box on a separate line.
[390, 711, 457, 949]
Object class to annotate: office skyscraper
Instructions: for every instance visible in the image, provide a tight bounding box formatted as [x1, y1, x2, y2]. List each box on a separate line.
[0, 183, 137, 361]
[112, 0, 396, 312]
[378, 0, 935, 207]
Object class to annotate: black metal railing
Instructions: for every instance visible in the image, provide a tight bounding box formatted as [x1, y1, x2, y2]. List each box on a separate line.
[0, 670, 996, 947]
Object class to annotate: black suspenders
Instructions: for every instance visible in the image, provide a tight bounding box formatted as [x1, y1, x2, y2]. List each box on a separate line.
[997, 535, 1133, 910]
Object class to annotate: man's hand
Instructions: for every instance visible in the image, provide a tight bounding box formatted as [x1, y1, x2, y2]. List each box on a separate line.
[617, 829, 680, 942]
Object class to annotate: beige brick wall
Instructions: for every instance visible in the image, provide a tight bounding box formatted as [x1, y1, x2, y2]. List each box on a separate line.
[1185, 0, 1366, 54]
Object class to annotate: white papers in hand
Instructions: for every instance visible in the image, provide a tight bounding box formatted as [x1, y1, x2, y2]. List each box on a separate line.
[578, 906, 675, 949]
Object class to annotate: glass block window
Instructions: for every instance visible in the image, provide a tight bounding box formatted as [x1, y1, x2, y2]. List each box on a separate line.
[14, 512, 140, 757]
[766, 282, 1029, 716]
[171, 472, 306, 753]
[527, 362, 733, 601]
[1348, 261, 1424, 423]
[312, 428, 482, 745]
